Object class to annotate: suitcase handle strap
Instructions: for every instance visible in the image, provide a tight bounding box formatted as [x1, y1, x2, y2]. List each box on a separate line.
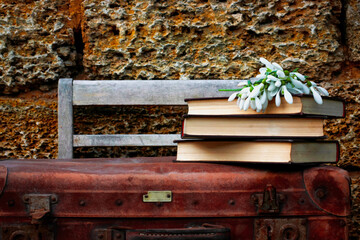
[93, 224, 230, 240]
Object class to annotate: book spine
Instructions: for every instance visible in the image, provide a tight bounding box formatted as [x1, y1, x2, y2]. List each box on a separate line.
[181, 120, 185, 139]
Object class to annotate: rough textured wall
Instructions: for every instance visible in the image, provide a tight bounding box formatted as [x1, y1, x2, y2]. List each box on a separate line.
[346, 0, 360, 61]
[0, 93, 58, 159]
[82, 0, 344, 81]
[0, 0, 77, 94]
[1, 0, 360, 237]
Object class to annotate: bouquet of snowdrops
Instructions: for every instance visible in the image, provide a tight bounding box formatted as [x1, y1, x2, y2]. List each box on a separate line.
[221, 58, 329, 112]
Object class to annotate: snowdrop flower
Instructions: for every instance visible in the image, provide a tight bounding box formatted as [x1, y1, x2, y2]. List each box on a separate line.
[277, 70, 286, 79]
[249, 83, 264, 98]
[282, 85, 293, 104]
[259, 67, 267, 75]
[238, 98, 245, 110]
[243, 97, 251, 111]
[255, 97, 262, 112]
[228, 91, 239, 102]
[239, 87, 251, 99]
[268, 82, 277, 92]
[266, 75, 282, 87]
[290, 76, 304, 89]
[250, 99, 256, 110]
[290, 72, 306, 81]
[310, 86, 323, 104]
[275, 90, 281, 107]
[309, 81, 329, 96]
[260, 91, 269, 112]
[286, 83, 303, 95]
[237, 81, 248, 87]
[260, 57, 275, 70]
[220, 57, 331, 111]
[307, 81, 330, 104]
[272, 62, 283, 71]
[301, 84, 310, 94]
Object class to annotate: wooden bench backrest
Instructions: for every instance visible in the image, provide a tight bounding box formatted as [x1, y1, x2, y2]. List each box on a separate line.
[58, 78, 239, 159]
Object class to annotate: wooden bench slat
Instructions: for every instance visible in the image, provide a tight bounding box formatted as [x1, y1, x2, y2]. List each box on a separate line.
[58, 78, 74, 159]
[73, 134, 180, 147]
[73, 80, 241, 106]
[59, 79, 246, 159]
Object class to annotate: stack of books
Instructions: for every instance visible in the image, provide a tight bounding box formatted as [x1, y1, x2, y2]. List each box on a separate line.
[175, 96, 345, 164]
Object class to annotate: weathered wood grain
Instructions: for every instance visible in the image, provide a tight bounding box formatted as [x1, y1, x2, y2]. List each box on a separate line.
[58, 78, 73, 159]
[73, 80, 242, 105]
[73, 134, 179, 147]
[59, 79, 246, 158]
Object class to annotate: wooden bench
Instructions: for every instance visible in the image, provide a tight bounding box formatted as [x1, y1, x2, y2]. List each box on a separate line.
[57, 78, 239, 159]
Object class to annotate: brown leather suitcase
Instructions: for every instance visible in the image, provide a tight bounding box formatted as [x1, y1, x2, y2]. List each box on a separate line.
[0, 157, 350, 239]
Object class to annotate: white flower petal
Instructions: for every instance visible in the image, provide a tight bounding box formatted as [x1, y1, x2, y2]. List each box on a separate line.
[238, 98, 245, 110]
[277, 70, 286, 79]
[282, 86, 293, 104]
[260, 91, 267, 104]
[243, 97, 251, 111]
[255, 74, 266, 80]
[240, 87, 250, 94]
[275, 80, 282, 87]
[250, 99, 256, 110]
[316, 86, 329, 96]
[302, 84, 310, 94]
[292, 72, 306, 81]
[262, 97, 269, 111]
[255, 97, 262, 112]
[310, 81, 317, 86]
[260, 57, 274, 70]
[269, 89, 279, 98]
[267, 92, 274, 101]
[268, 83, 276, 91]
[237, 81, 248, 87]
[272, 62, 283, 71]
[275, 90, 281, 107]
[310, 86, 323, 104]
[291, 79, 304, 89]
[267, 75, 278, 81]
[259, 67, 267, 74]
[287, 87, 303, 95]
[249, 83, 263, 98]
[228, 92, 238, 102]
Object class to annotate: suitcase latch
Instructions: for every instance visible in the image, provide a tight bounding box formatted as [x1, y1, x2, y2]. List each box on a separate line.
[23, 194, 58, 224]
[255, 218, 307, 240]
[251, 184, 285, 214]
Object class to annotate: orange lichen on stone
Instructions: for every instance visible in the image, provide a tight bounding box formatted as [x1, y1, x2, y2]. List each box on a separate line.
[0, 94, 58, 159]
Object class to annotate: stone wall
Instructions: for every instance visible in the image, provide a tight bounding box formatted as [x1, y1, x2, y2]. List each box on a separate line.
[1, 0, 360, 237]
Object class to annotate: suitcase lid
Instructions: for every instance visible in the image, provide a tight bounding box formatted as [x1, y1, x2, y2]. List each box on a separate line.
[0, 157, 351, 219]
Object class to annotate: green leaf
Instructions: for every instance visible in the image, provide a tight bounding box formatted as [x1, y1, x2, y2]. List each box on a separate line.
[292, 68, 299, 72]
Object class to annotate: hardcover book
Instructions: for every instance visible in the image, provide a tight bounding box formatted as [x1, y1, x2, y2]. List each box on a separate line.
[175, 139, 339, 164]
[185, 96, 345, 118]
[181, 115, 325, 139]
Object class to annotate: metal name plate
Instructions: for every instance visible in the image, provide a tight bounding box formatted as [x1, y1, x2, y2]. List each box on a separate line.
[143, 191, 172, 203]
